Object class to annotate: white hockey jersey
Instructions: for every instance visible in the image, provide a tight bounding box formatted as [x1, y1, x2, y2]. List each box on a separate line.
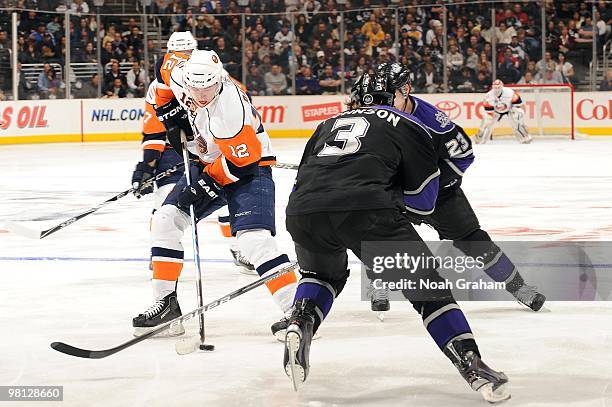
[169, 66, 276, 186]
[483, 87, 522, 114]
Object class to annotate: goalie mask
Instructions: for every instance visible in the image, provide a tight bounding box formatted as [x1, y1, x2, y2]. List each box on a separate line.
[183, 49, 224, 108]
[492, 79, 504, 96]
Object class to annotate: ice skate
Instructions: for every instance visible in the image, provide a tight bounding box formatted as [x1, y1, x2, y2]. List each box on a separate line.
[132, 291, 185, 337]
[511, 284, 546, 311]
[272, 309, 321, 342]
[445, 339, 510, 403]
[230, 248, 257, 275]
[284, 299, 316, 391]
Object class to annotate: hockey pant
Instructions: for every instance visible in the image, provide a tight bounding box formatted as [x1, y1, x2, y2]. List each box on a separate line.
[149, 165, 296, 312]
[286, 209, 480, 355]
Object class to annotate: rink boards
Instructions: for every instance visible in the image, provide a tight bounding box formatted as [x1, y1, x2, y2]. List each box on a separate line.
[0, 91, 610, 144]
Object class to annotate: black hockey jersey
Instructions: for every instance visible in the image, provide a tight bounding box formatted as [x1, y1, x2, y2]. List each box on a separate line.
[409, 96, 474, 193]
[286, 106, 440, 216]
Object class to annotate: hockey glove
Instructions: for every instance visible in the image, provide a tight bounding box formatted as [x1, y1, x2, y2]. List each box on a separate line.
[132, 161, 156, 198]
[178, 171, 221, 210]
[154, 98, 194, 140]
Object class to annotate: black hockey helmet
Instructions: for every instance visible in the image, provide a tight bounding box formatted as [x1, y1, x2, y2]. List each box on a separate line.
[376, 62, 412, 97]
[348, 73, 395, 109]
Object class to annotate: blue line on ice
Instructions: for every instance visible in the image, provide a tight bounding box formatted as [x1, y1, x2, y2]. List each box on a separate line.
[0, 257, 610, 268]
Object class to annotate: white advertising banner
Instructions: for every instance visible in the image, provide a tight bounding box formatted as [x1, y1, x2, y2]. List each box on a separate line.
[0, 91, 610, 144]
[0, 99, 82, 142]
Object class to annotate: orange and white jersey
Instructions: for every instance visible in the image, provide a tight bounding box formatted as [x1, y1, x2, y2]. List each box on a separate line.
[483, 87, 522, 114]
[169, 67, 276, 186]
[154, 51, 191, 107]
[140, 80, 167, 159]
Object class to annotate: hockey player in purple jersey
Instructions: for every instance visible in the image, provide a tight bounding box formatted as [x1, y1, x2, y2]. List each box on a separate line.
[370, 62, 546, 313]
[282, 73, 510, 403]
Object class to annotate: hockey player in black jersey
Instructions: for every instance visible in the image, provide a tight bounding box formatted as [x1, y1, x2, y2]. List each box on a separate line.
[282, 73, 510, 403]
[372, 62, 545, 312]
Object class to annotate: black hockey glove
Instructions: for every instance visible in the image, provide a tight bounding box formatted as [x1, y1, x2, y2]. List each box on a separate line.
[154, 98, 194, 140]
[178, 171, 221, 210]
[132, 161, 156, 198]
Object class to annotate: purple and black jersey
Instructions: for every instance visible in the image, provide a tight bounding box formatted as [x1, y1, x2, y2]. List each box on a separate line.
[287, 106, 440, 217]
[409, 96, 475, 192]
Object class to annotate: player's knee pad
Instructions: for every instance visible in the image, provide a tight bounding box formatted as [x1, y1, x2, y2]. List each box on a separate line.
[151, 204, 189, 251]
[236, 228, 280, 268]
[153, 183, 175, 212]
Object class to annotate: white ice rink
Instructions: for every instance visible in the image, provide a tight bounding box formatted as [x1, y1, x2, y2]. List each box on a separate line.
[1, 138, 612, 407]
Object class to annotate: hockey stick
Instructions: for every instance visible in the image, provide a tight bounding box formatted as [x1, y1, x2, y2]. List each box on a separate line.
[4, 163, 185, 239]
[178, 133, 213, 352]
[50, 261, 297, 359]
[274, 162, 298, 170]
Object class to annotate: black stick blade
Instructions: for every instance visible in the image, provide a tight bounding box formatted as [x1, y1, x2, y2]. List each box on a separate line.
[51, 342, 102, 359]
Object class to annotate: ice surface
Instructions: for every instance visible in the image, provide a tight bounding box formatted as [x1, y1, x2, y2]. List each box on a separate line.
[1, 138, 612, 407]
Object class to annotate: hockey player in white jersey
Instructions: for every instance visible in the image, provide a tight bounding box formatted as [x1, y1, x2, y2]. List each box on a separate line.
[475, 79, 532, 144]
[132, 49, 298, 337]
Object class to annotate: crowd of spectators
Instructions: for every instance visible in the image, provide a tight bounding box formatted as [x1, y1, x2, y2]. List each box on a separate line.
[0, 0, 610, 99]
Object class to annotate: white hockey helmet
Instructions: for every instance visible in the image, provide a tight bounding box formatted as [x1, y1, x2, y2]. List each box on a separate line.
[492, 79, 504, 96]
[183, 49, 224, 107]
[167, 31, 197, 52]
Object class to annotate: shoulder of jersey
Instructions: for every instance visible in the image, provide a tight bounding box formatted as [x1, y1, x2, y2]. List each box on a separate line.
[372, 105, 432, 139]
[169, 64, 185, 89]
[145, 79, 158, 104]
[411, 96, 456, 134]
[502, 87, 515, 96]
[208, 80, 250, 139]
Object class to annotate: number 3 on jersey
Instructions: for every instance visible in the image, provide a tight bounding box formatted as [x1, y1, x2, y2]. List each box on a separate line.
[318, 117, 370, 157]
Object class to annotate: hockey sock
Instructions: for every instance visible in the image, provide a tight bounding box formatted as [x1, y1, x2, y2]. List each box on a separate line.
[238, 229, 297, 312]
[293, 278, 336, 333]
[151, 247, 183, 300]
[454, 229, 526, 294]
[256, 254, 298, 313]
[419, 301, 478, 355]
[218, 214, 232, 238]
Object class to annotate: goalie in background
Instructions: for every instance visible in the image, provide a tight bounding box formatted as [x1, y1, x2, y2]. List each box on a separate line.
[475, 79, 532, 144]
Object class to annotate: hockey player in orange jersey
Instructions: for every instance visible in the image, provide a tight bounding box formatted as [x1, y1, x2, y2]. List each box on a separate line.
[132, 49, 298, 339]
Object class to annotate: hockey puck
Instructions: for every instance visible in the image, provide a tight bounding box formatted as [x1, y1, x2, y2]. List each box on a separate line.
[199, 344, 215, 351]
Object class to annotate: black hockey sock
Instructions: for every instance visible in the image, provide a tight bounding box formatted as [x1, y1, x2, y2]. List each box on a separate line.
[455, 229, 527, 292]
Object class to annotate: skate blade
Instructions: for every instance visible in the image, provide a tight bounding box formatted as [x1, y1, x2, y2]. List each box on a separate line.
[238, 267, 258, 276]
[175, 337, 199, 355]
[285, 331, 305, 392]
[479, 382, 511, 404]
[276, 330, 321, 342]
[376, 312, 385, 322]
[133, 323, 185, 338]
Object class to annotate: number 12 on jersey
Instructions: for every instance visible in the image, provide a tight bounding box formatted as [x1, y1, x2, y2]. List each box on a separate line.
[317, 117, 370, 157]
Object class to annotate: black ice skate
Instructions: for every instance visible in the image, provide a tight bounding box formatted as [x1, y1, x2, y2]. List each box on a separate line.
[132, 291, 185, 337]
[511, 284, 546, 311]
[272, 311, 292, 341]
[230, 248, 257, 275]
[444, 339, 510, 403]
[273, 310, 321, 342]
[284, 299, 316, 391]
